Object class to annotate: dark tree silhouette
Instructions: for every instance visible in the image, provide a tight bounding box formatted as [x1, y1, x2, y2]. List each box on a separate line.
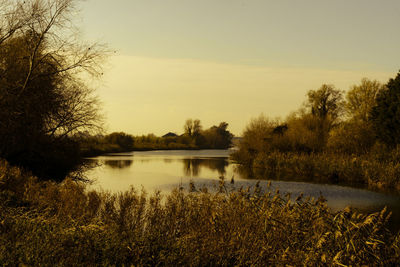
[0, 0, 106, 180]
[306, 84, 344, 148]
[370, 71, 400, 146]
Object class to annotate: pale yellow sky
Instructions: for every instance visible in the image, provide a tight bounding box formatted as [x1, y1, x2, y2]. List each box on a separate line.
[98, 55, 393, 136]
[78, 0, 400, 136]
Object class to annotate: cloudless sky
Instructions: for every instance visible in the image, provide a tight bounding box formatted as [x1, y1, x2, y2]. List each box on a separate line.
[77, 0, 400, 136]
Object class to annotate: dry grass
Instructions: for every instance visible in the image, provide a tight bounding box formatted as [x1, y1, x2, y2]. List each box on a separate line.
[232, 150, 400, 191]
[1, 160, 399, 266]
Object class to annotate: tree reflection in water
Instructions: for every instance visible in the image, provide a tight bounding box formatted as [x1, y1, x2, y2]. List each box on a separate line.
[183, 158, 228, 177]
[103, 160, 133, 169]
[100, 157, 229, 176]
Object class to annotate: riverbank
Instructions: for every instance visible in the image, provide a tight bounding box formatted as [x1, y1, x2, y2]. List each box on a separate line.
[80, 138, 234, 157]
[232, 149, 400, 192]
[81, 144, 199, 157]
[1, 160, 399, 265]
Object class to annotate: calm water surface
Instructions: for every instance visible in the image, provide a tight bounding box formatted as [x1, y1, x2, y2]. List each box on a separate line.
[86, 149, 400, 229]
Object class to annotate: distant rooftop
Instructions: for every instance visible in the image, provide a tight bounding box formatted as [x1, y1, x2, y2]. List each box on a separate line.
[162, 132, 178, 138]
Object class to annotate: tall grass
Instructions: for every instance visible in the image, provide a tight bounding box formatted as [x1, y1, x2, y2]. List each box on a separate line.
[232, 149, 400, 191]
[1, 160, 399, 265]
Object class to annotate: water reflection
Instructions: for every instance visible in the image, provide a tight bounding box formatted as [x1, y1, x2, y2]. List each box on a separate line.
[104, 160, 133, 169]
[183, 158, 228, 177]
[100, 155, 229, 178]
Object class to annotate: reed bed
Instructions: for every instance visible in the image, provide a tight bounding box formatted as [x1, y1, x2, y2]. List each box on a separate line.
[232, 150, 400, 191]
[0, 160, 399, 266]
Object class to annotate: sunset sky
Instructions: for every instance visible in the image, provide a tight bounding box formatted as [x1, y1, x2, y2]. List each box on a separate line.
[78, 0, 400, 136]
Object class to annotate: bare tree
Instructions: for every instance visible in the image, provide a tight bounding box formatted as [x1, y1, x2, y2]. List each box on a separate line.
[305, 84, 344, 149]
[184, 119, 202, 137]
[184, 119, 193, 136]
[192, 119, 202, 136]
[307, 84, 344, 122]
[0, 0, 107, 180]
[346, 78, 385, 122]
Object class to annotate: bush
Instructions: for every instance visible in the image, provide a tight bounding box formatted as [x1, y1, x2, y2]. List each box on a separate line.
[327, 121, 376, 154]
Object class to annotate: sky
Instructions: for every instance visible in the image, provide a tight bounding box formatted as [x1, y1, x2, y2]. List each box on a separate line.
[77, 0, 400, 136]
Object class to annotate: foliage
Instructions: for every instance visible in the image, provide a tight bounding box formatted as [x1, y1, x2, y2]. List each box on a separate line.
[232, 115, 279, 166]
[346, 78, 384, 122]
[306, 84, 344, 122]
[81, 120, 234, 156]
[184, 119, 202, 137]
[234, 85, 346, 164]
[80, 133, 198, 155]
[306, 84, 344, 148]
[0, 0, 105, 180]
[0, 161, 399, 266]
[233, 110, 332, 166]
[370, 71, 400, 146]
[104, 132, 134, 151]
[202, 122, 234, 149]
[284, 111, 326, 152]
[327, 120, 376, 154]
[232, 75, 400, 190]
[233, 114, 400, 190]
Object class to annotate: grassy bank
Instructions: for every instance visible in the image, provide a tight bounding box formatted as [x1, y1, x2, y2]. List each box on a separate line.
[232, 149, 400, 191]
[80, 142, 199, 157]
[1, 160, 399, 266]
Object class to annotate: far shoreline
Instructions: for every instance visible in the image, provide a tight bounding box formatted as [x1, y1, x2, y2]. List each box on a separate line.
[82, 147, 236, 158]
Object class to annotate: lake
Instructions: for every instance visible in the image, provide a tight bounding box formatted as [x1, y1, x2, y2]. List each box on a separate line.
[86, 149, 400, 229]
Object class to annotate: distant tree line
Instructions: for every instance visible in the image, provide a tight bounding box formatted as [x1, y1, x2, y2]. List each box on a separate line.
[236, 73, 400, 157]
[81, 120, 234, 156]
[183, 119, 233, 149]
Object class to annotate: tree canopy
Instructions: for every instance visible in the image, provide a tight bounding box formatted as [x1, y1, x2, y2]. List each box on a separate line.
[184, 119, 202, 137]
[306, 84, 344, 122]
[346, 78, 384, 122]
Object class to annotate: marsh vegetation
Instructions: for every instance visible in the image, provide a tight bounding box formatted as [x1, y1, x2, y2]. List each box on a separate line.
[1, 161, 399, 266]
